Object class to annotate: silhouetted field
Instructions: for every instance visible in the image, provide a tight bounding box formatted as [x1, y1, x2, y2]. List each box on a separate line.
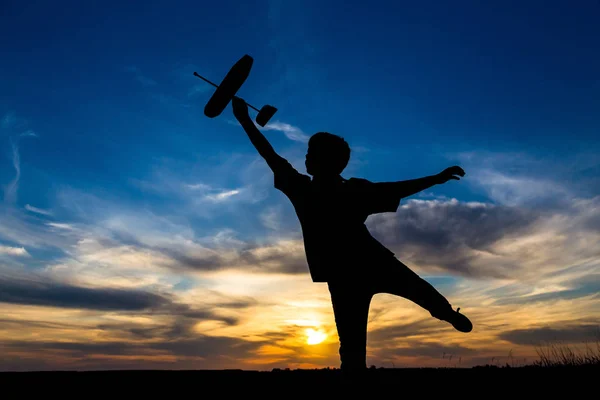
[0, 343, 596, 394]
[2, 342, 597, 393]
[0, 365, 595, 395]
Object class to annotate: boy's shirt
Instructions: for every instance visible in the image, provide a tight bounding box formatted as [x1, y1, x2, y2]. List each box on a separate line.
[269, 155, 403, 282]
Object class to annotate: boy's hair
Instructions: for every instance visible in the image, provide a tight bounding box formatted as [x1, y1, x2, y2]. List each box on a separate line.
[308, 132, 351, 175]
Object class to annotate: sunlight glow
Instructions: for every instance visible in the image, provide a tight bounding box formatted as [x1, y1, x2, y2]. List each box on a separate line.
[305, 328, 327, 345]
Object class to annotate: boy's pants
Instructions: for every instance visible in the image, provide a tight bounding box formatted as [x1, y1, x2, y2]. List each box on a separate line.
[327, 257, 453, 371]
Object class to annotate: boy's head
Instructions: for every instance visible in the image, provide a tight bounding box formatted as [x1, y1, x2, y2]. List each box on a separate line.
[305, 132, 351, 177]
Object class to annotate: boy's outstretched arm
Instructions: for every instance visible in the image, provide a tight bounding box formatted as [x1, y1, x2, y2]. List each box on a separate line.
[394, 166, 466, 198]
[232, 96, 282, 170]
[357, 166, 466, 215]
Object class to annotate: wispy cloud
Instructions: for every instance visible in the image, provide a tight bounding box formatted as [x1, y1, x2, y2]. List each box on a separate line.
[184, 183, 212, 191]
[2, 112, 16, 129]
[0, 207, 80, 250]
[261, 121, 310, 143]
[3, 140, 21, 204]
[2, 114, 37, 204]
[0, 245, 30, 257]
[469, 169, 569, 207]
[227, 119, 310, 143]
[183, 181, 244, 203]
[130, 154, 272, 214]
[46, 222, 76, 230]
[452, 150, 588, 207]
[260, 206, 282, 231]
[204, 189, 241, 202]
[25, 204, 53, 216]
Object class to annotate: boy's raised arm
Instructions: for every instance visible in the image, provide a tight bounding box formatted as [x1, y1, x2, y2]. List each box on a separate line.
[393, 166, 466, 198]
[232, 96, 283, 171]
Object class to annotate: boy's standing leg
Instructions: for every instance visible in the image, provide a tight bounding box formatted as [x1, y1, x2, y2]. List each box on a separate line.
[327, 279, 374, 373]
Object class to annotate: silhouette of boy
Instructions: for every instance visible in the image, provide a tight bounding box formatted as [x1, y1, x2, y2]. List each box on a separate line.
[232, 97, 472, 372]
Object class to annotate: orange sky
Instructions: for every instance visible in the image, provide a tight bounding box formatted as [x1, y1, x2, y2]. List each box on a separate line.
[2, 202, 599, 371]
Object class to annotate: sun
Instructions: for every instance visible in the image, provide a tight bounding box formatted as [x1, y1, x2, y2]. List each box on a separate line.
[305, 328, 327, 345]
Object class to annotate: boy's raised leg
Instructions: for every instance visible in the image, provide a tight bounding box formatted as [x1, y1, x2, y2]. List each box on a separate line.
[372, 258, 473, 333]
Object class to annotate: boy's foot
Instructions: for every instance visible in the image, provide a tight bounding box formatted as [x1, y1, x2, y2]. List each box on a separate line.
[442, 307, 473, 333]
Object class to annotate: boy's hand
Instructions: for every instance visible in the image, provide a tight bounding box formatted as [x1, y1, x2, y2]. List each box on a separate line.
[436, 166, 465, 184]
[232, 96, 250, 121]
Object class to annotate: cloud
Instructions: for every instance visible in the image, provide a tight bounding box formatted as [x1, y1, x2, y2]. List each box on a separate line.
[0, 273, 171, 311]
[20, 130, 37, 138]
[261, 121, 310, 143]
[154, 238, 308, 275]
[3, 141, 20, 204]
[24, 204, 53, 216]
[368, 319, 442, 342]
[0, 245, 30, 257]
[0, 267, 249, 328]
[28, 200, 307, 277]
[153, 335, 262, 358]
[382, 342, 477, 358]
[138, 177, 246, 204]
[2, 112, 16, 128]
[40, 161, 600, 284]
[493, 274, 600, 304]
[2, 332, 265, 371]
[184, 183, 212, 191]
[499, 324, 600, 345]
[0, 317, 83, 331]
[204, 189, 241, 202]
[0, 207, 81, 250]
[237, 240, 309, 274]
[130, 154, 269, 212]
[366, 198, 541, 278]
[452, 150, 599, 207]
[365, 191, 600, 281]
[227, 119, 310, 143]
[1, 305, 267, 371]
[46, 222, 76, 230]
[1, 112, 34, 133]
[3, 128, 37, 204]
[260, 206, 282, 231]
[469, 169, 569, 207]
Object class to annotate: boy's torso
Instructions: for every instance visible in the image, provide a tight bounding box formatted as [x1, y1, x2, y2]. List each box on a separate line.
[280, 175, 397, 282]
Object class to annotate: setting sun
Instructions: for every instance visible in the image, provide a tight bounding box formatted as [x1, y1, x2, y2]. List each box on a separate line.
[305, 328, 327, 345]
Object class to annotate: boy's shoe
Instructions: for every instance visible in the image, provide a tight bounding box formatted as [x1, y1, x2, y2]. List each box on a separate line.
[442, 307, 473, 333]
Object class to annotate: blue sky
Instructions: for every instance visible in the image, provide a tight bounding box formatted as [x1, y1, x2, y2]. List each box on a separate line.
[1, 0, 599, 371]
[2, 0, 599, 208]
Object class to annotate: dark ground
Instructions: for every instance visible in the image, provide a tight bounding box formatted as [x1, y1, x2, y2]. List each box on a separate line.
[0, 366, 594, 395]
